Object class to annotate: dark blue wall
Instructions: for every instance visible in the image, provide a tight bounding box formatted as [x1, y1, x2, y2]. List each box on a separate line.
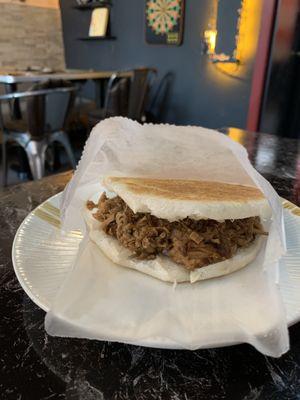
[60, 0, 256, 129]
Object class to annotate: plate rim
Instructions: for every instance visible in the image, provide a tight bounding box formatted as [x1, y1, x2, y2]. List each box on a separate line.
[12, 192, 300, 329]
[12, 192, 63, 313]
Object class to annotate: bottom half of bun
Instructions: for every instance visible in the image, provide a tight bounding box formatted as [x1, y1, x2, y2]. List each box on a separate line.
[87, 215, 264, 283]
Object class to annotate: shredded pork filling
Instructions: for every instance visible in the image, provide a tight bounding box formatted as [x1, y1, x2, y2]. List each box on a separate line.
[87, 194, 266, 270]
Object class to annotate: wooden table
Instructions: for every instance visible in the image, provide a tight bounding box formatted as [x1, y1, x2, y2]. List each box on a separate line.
[0, 68, 133, 117]
[0, 68, 132, 85]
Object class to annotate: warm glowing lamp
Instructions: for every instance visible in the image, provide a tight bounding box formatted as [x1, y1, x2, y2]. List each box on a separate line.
[203, 30, 217, 54]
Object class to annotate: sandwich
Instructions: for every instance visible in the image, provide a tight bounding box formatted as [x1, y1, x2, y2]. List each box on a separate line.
[84, 177, 270, 283]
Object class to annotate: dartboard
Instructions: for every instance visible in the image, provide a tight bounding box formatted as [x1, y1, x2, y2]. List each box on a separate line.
[146, 0, 181, 35]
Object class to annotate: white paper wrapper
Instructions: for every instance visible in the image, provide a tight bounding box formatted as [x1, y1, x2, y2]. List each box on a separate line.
[45, 117, 289, 357]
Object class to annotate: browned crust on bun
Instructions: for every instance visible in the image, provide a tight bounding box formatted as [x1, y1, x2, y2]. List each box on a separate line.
[106, 177, 265, 203]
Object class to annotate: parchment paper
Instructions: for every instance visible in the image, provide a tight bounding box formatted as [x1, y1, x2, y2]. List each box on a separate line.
[45, 117, 289, 356]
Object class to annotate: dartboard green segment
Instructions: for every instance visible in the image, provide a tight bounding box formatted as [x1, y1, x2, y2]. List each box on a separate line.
[146, 0, 181, 35]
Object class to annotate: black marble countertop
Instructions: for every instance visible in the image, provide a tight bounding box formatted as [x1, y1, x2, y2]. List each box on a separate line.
[1, 129, 300, 400]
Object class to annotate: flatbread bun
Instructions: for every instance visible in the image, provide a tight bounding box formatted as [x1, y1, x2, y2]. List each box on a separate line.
[103, 177, 271, 221]
[83, 208, 264, 283]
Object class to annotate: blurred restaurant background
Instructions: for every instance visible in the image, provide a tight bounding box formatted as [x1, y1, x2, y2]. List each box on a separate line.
[0, 0, 299, 186]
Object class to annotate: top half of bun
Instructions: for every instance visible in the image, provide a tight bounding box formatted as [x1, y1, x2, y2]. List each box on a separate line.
[103, 177, 271, 221]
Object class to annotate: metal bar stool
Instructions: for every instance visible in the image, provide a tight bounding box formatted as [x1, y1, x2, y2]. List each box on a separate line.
[87, 67, 157, 129]
[0, 82, 77, 186]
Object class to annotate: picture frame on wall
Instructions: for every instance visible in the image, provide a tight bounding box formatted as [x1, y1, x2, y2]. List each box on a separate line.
[89, 7, 109, 37]
[145, 0, 185, 45]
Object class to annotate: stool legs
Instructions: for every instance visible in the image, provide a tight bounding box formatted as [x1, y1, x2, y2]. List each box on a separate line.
[1, 138, 7, 187]
[24, 140, 47, 180]
[2, 131, 76, 184]
[50, 131, 76, 169]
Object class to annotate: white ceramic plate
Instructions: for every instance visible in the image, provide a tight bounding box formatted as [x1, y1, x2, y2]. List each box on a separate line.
[12, 193, 300, 327]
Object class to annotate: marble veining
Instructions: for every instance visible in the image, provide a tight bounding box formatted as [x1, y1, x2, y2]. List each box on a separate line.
[1, 132, 300, 399]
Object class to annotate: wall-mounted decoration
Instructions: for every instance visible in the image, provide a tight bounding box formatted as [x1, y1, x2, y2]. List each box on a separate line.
[203, 0, 243, 63]
[77, 0, 110, 4]
[145, 0, 185, 46]
[89, 7, 109, 37]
